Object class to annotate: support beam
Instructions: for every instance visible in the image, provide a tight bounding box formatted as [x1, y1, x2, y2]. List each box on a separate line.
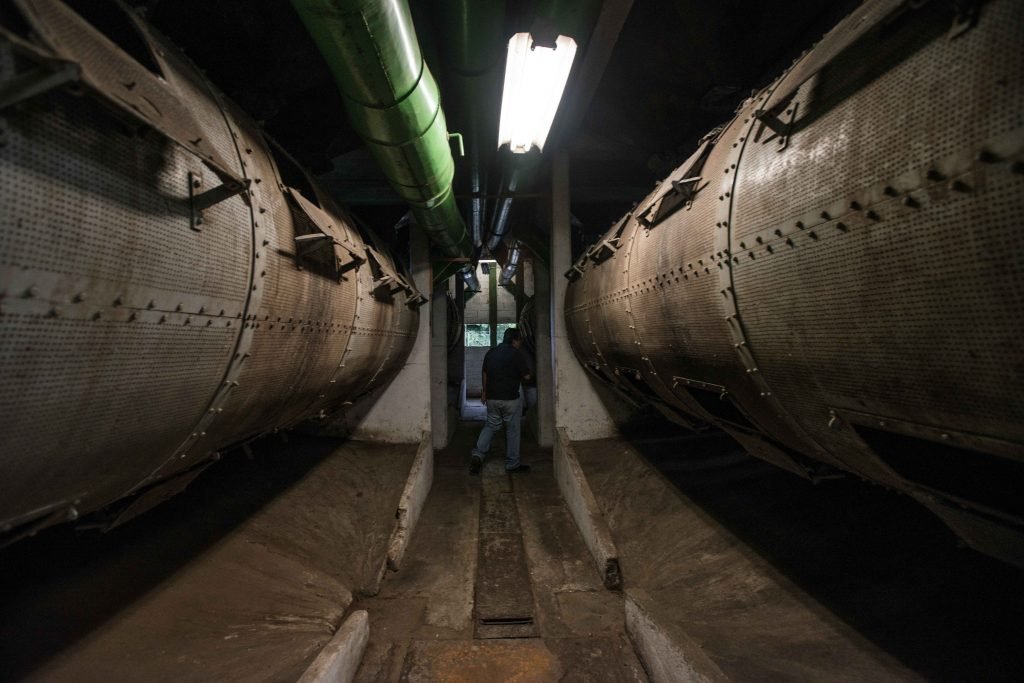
[533, 258, 554, 447]
[550, 150, 619, 439]
[431, 280, 450, 449]
[351, 229, 432, 442]
[551, 0, 635, 147]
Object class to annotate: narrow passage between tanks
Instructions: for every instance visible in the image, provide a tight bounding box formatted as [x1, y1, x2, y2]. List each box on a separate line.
[351, 420, 647, 682]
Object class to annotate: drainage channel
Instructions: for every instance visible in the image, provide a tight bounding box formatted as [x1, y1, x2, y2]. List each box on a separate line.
[473, 461, 538, 640]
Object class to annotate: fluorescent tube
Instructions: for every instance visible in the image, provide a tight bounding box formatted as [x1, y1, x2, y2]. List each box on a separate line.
[498, 33, 578, 154]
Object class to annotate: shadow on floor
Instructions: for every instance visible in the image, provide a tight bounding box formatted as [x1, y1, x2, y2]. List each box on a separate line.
[627, 424, 1024, 681]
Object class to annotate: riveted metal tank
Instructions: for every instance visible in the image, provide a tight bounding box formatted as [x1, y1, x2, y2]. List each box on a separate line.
[565, 0, 1024, 565]
[0, 0, 421, 540]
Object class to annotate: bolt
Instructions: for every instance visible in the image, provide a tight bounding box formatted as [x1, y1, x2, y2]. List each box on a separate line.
[113, 295, 124, 306]
[902, 196, 920, 208]
[850, 200, 862, 211]
[883, 185, 897, 196]
[866, 210, 880, 220]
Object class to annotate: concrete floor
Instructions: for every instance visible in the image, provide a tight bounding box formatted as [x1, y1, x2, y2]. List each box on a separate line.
[579, 427, 1024, 681]
[353, 421, 648, 682]
[4, 418, 1019, 681]
[0, 435, 416, 682]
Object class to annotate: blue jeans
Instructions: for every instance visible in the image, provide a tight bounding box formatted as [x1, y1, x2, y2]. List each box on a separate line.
[472, 398, 522, 469]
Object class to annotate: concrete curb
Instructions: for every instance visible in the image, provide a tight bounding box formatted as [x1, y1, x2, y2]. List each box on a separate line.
[386, 429, 433, 572]
[553, 427, 622, 589]
[298, 610, 369, 683]
[625, 592, 727, 683]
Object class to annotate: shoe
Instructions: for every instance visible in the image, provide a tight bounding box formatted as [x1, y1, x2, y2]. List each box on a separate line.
[506, 464, 531, 473]
[469, 456, 482, 475]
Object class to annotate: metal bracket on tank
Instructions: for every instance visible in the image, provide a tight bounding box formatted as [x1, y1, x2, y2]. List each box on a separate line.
[188, 171, 251, 231]
[947, 0, 980, 39]
[635, 140, 713, 228]
[753, 100, 799, 151]
[0, 48, 79, 111]
[671, 375, 726, 395]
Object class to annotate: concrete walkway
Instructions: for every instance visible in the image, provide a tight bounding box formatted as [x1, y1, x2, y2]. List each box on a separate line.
[353, 421, 647, 682]
[0, 435, 417, 682]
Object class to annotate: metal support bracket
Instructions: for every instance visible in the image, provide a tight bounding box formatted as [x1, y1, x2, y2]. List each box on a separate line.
[294, 233, 364, 277]
[636, 176, 705, 227]
[188, 171, 250, 231]
[754, 100, 799, 150]
[0, 58, 79, 111]
[947, 0, 980, 39]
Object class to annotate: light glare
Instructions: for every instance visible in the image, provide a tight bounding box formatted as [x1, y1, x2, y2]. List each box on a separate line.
[498, 33, 578, 154]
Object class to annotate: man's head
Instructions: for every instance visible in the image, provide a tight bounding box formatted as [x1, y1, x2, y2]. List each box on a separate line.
[503, 326, 523, 348]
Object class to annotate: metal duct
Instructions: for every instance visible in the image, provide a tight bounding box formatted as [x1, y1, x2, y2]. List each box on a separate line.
[564, 0, 1024, 565]
[499, 240, 522, 286]
[439, 0, 505, 249]
[486, 163, 519, 251]
[461, 267, 482, 293]
[0, 0, 420, 541]
[292, 0, 472, 259]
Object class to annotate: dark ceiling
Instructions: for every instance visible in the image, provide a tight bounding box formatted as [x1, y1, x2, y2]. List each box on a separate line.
[141, 0, 861, 259]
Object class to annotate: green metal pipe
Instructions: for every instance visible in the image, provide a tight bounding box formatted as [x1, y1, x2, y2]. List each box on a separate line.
[292, 0, 471, 258]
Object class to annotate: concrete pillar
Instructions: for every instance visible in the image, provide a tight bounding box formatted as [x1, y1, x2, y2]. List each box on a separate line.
[550, 150, 619, 440]
[534, 258, 554, 447]
[430, 279, 449, 449]
[351, 228, 432, 442]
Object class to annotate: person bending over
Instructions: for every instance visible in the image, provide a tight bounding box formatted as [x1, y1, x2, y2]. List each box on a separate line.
[470, 327, 531, 474]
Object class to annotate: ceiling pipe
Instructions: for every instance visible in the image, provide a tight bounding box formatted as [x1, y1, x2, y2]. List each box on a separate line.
[292, 0, 472, 259]
[499, 240, 523, 286]
[439, 0, 506, 250]
[460, 267, 482, 293]
[486, 162, 520, 251]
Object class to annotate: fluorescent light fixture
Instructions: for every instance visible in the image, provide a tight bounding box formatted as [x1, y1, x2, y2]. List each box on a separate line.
[498, 32, 578, 154]
[479, 259, 498, 264]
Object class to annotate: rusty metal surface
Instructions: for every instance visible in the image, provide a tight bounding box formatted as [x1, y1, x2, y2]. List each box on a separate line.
[0, 3, 419, 539]
[565, 0, 1024, 563]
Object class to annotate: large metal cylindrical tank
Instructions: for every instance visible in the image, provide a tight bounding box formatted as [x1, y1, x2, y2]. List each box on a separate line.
[565, 0, 1024, 564]
[0, 0, 421, 540]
